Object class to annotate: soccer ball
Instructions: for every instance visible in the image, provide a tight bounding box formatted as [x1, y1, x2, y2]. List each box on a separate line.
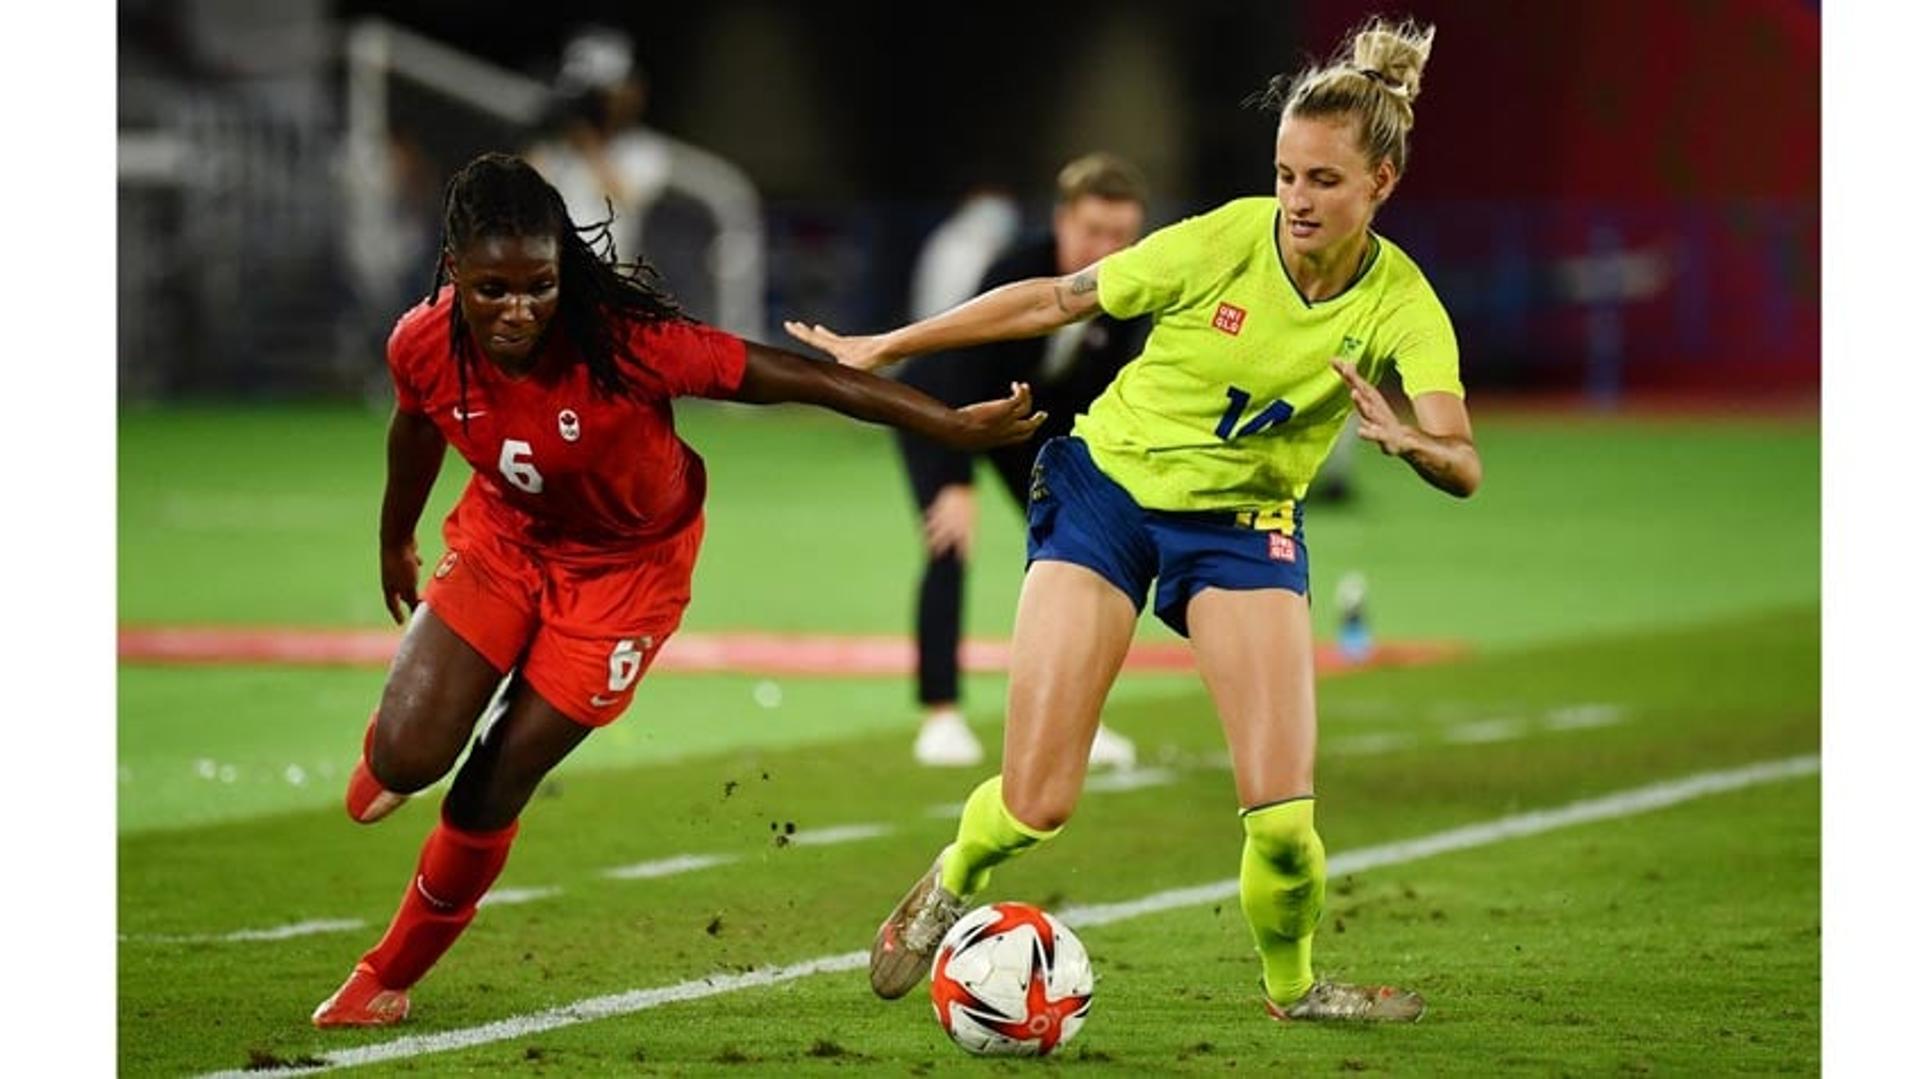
[929, 902, 1094, 1056]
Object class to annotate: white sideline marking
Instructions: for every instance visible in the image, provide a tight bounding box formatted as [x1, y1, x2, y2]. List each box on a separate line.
[1083, 766, 1176, 793]
[929, 768, 1176, 808]
[1055, 754, 1819, 927]
[1324, 732, 1418, 756]
[123, 887, 564, 944]
[132, 828, 880, 947]
[194, 754, 1816, 1077]
[1444, 718, 1531, 744]
[125, 918, 369, 945]
[602, 853, 737, 880]
[1544, 704, 1627, 731]
[785, 823, 892, 847]
[113, 703, 1650, 949]
[477, 886, 561, 909]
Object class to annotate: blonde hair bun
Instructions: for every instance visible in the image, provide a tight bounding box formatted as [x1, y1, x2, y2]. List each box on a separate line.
[1351, 17, 1435, 104]
[1245, 16, 1438, 175]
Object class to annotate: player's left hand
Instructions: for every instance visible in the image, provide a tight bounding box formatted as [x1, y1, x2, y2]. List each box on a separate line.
[947, 382, 1047, 451]
[1332, 359, 1412, 456]
[783, 320, 898, 371]
[380, 539, 422, 625]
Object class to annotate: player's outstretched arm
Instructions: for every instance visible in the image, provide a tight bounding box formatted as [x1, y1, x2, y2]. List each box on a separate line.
[378, 408, 449, 624]
[1332, 359, 1482, 498]
[732, 342, 1046, 451]
[783, 264, 1107, 372]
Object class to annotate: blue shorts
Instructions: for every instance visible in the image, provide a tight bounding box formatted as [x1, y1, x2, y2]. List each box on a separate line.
[1024, 437, 1310, 637]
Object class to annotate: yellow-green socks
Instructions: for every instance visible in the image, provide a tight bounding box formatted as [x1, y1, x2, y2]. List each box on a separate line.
[939, 776, 1061, 897]
[1239, 797, 1326, 1005]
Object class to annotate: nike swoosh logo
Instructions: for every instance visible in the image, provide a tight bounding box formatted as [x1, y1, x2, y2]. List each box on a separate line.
[452, 408, 487, 420]
[589, 694, 620, 708]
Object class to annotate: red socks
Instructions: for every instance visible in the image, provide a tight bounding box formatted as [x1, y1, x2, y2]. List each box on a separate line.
[360, 814, 519, 989]
[344, 712, 389, 822]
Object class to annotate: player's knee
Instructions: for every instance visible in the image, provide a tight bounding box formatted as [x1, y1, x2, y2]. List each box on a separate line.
[368, 726, 455, 794]
[1242, 800, 1323, 875]
[924, 551, 964, 581]
[444, 756, 549, 832]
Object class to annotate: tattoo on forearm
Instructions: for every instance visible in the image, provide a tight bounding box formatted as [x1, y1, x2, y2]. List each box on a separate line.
[1054, 269, 1098, 314]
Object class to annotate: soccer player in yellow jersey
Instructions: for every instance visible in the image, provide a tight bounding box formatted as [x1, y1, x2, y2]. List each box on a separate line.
[789, 17, 1479, 1023]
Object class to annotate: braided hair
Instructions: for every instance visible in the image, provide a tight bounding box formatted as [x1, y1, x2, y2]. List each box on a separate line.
[426, 152, 685, 421]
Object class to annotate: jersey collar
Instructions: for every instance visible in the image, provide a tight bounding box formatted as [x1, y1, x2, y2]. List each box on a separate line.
[1270, 206, 1381, 309]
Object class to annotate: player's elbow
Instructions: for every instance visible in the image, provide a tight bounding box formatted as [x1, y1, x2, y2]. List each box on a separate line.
[733, 342, 829, 406]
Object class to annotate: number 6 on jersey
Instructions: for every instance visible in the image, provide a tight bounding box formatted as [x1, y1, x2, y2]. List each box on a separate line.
[498, 439, 544, 494]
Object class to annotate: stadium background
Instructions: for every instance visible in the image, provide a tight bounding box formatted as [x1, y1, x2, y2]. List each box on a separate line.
[119, 0, 1818, 401]
[114, 1, 1825, 1075]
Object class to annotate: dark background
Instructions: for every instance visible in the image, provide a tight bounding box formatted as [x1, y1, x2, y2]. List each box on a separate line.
[116, 0, 1819, 402]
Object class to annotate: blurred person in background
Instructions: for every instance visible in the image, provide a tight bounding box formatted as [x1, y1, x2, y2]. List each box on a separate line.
[895, 154, 1152, 769]
[908, 187, 1021, 326]
[344, 131, 445, 386]
[525, 25, 766, 339]
[791, 17, 1478, 1023]
[311, 152, 1043, 1028]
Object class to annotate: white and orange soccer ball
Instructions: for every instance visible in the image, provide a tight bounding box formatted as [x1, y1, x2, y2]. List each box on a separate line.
[929, 902, 1094, 1057]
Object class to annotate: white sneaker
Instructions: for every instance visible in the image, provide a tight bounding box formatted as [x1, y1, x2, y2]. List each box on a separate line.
[1087, 724, 1138, 770]
[913, 710, 984, 767]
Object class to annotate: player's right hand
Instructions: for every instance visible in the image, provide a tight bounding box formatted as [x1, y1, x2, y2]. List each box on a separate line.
[380, 539, 422, 625]
[946, 382, 1046, 452]
[783, 320, 898, 371]
[924, 484, 977, 559]
[1332, 358, 1411, 457]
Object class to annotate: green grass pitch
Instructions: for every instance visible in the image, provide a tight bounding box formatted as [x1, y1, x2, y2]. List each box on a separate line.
[117, 403, 1818, 1075]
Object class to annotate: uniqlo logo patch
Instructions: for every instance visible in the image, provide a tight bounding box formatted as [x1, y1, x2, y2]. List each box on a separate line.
[1212, 303, 1247, 335]
[1268, 534, 1297, 563]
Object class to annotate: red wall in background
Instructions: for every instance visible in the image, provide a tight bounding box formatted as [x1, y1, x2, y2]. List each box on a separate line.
[1302, 0, 1819, 397]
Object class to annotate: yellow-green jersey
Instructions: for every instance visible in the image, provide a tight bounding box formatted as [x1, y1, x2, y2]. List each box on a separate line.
[1076, 196, 1463, 526]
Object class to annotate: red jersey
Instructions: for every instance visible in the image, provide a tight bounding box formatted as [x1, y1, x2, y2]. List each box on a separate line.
[386, 290, 747, 561]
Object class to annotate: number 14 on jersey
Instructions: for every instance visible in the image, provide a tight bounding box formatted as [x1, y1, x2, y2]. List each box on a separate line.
[1215, 387, 1295, 441]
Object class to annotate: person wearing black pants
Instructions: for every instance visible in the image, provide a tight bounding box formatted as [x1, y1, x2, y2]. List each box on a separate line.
[894, 153, 1152, 767]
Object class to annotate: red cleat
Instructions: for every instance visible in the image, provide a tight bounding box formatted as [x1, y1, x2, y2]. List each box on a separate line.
[345, 711, 408, 824]
[312, 963, 410, 1028]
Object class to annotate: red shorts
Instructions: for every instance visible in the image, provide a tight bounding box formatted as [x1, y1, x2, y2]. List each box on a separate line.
[422, 501, 703, 727]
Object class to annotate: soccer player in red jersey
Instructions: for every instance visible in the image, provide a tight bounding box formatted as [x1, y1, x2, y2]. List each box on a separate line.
[312, 152, 1042, 1028]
